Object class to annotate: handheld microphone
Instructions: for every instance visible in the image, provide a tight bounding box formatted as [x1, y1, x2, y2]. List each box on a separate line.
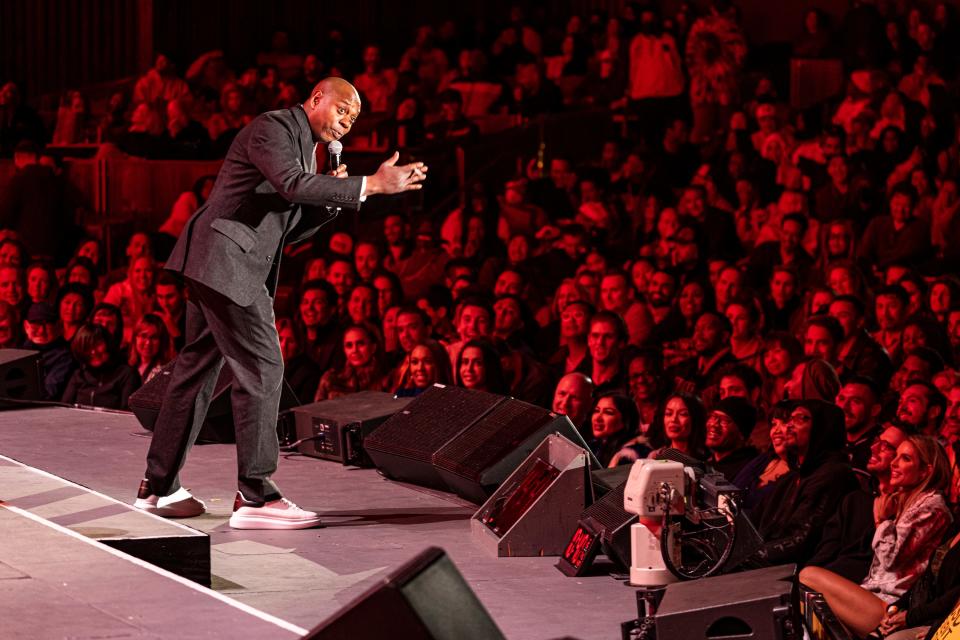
[327, 140, 343, 172]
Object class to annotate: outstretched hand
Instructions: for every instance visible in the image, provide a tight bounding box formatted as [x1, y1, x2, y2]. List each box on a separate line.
[366, 151, 428, 195]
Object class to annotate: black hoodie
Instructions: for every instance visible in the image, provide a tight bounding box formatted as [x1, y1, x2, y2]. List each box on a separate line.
[746, 399, 858, 567]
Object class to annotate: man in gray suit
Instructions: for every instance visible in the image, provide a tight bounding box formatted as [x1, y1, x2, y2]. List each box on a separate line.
[134, 78, 426, 529]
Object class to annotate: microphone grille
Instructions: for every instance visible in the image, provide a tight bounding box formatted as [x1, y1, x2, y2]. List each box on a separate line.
[328, 140, 343, 154]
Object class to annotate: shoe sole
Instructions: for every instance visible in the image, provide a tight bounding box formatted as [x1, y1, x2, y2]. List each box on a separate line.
[133, 499, 205, 518]
[228, 515, 322, 530]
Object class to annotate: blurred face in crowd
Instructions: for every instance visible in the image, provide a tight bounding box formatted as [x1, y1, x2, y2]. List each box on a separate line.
[24, 319, 57, 346]
[763, 341, 793, 377]
[897, 383, 936, 431]
[692, 314, 727, 355]
[827, 224, 851, 259]
[600, 273, 632, 313]
[866, 426, 908, 475]
[382, 306, 400, 353]
[648, 271, 676, 308]
[943, 386, 960, 440]
[678, 281, 706, 321]
[299, 288, 334, 329]
[560, 301, 590, 341]
[770, 269, 797, 308]
[827, 155, 848, 185]
[780, 219, 803, 255]
[804, 324, 837, 363]
[663, 396, 692, 443]
[554, 281, 584, 317]
[836, 382, 879, 435]
[828, 299, 860, 340]
[950, 311, 960, 348]
[576, 271, 599, 305]
[396, 311, 428, 354]
[155, 283, 184, 317]
[889, 440, 929, 491]
[553, 374, 592, 426]
[0, 267, 23, 306]
[889, 192, 913, 226]
[828, 266, 855, 297]
[719, 375, 750, 400]
[326, 260, 355, 297]
[77, 240, 100, 265]
[679, 188, 705, 219]
[130, 257, 155, 293]
[631, 260, 655, 296]
[769, 416, 789, 459]
[127, 233, 151, 260]
[409, 344, 437, 389]
[785, 406, 813, 457]
[592, 396, 625, 439]
[725, 303, 755, 341]
[588, 318, 621, 365]
[657, 207, 680, 240]
[495, 270, 524, 297]
[277, 322, 299, 361]
[507, 235, 529, 264]
[930, 283, 951, 317]
[372, 275, 398, 317]
[329, 232, 353, 258]
[457, 304, 491, 341]
[26, 267, 51, 302]
[459, 346, 486, 390]
[347, 286, 377, 324]
[354, 242, 379, 281]
[59, 293, 87, 326]
[343, 328, 375, 368]
[305, 257, 326, 282]
[134, 323, 162, 363]
[84, 338, 110, 368]
[383, 215, 406, 246]
[876, 294, 906, 331]
[629, 357, 657, 402]
[92, 309, 119, 337]
[810, 289, 834, 315]
[494, 297, 523, 336]
[715, 267, 742, 309]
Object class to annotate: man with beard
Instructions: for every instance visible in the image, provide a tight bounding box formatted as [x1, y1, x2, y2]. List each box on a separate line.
[895, 380, 946, 436]
[705, 396, 759, 482]
[871, 284, 910, 363]
[828, 295, 893, 389]
[668, 311, 736, 396]
[645, 269, 676, 325]
[807, 423, 910, 582]
[941, 384, 959, 510]
[835, 376, 883, 471]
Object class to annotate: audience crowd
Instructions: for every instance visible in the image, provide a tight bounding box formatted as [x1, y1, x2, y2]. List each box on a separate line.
[3, 2, 960, 637]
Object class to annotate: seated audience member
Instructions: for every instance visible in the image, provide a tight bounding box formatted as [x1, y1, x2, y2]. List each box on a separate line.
[25, 261, 57, 305]
[22, 302, 75, 400]
[153, 272, 186, 351]
[836, 376, 884, 472]
[61, 323, 141, 409]
[57, 283, 94, 343]
[668, 311, 736, 396]
[276, 316, 321, 404]
[807, 423, 911, 584]
[296, 280, 341, 373]
[799, 435, 952, 638]
[128, 314, 172, 383]
[103, 255, 157, 347]
[759, 332, 803, 410]
[896, 381, 947, 436]
[455, 337, 509, 394]
[748, 399, 858, 567]
[734, 401, 794, 510]
[552, 372, 594, 438]
[583, 310, 629, 395]
[90, 303, 124, 351]
[548, 299, 593, 378]
[785, 357, 841, 402]
[314, 323, 387, 401]
[496, 339, 553, 407]
[646, 392, 708, 460]
[0, 300, 21, 348]
[627, 349, 664, 434]
[395, 339, 452, 397]
[589, 393, 643, 467]
[446, 295, 494, 371]
[705, 396, 759, 482]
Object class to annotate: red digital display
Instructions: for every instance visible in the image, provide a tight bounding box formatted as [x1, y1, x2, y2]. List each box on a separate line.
[557, 523, 602, 577]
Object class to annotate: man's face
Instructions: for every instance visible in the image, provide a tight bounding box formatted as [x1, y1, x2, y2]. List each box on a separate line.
[457, 304, 490, 341]
[384, 215, 405, 246]
[719, 375, 749, 400]
[716, 268, 742, 307]
[897, 355, 933, 387]
[553, 376, 591, 425]
[943, 387, 960, 441]
[155, 284, 183, 316]
[679, 189, 705, 218]
[866, 426, 908, 475]
[693, 315, 727, 355]
[804, 324, 836, 362]
[897, 384, 933, 430]
[600, 274, 631, 313]
[706, 410, 742, 453]
[836, 383, 877, 433]
[396, 311, 428, 353]
[127, 233, 150, 259]
[780, 220, 803, 253]
[0, 268, 23, 306]
[876, 295, 906, 331]
[495, 271, 524, 297]
[305, 80, 361, 143]
[326, 261, 355, 296]
[648, 272, 675, 307]
[354, 243, 379, 280]
[890, 193, 913, 225]
[629, 357, 657, 402]
[587, 319, 620, 365]
[299, 289, 334, 328]
[24, 320, 57, 345]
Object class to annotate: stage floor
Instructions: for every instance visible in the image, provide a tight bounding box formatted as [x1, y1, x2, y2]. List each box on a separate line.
[0, 407, 637, 639]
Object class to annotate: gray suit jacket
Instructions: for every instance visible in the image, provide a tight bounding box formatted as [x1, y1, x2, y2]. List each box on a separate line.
[166, 105, 363, 306]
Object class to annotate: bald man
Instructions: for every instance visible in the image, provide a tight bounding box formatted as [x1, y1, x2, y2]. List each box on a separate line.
[135, 78, 427, 529]
[552, 372, 594, 438]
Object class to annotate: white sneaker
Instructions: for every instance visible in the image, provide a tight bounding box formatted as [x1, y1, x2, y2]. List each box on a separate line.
[134, 483, 206, 518]
[228, 492, 322, 530]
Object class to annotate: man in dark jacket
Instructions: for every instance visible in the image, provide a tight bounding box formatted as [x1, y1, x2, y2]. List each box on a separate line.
[21, 302, 75, 400]
[135, 77, 427, 529]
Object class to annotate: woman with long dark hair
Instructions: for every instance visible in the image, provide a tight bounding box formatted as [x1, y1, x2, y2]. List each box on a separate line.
[395, 339, 453, 397]
[455, 337, 508, 394]
[646, 392, 708, 460]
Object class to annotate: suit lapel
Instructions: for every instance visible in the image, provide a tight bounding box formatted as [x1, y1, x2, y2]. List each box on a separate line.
[293, 105, 317, 174]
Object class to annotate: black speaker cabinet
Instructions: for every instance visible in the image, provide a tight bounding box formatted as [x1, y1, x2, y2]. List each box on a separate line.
[291, 391, 411, 466]
[654, 564, 799, 640]
[304, 547, 506, 640]
[363, 384, 504, 491]
[0, 349, 41, 406]
[128, 358, 298, 443]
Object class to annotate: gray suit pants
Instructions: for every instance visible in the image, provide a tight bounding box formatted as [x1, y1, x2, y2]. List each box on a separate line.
[145, 278, 283, 502]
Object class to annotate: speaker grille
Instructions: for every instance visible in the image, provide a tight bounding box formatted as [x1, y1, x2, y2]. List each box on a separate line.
[364, 385, 502, 462]
[582, 481, 631, 531]
[433, 399, 552, 479]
